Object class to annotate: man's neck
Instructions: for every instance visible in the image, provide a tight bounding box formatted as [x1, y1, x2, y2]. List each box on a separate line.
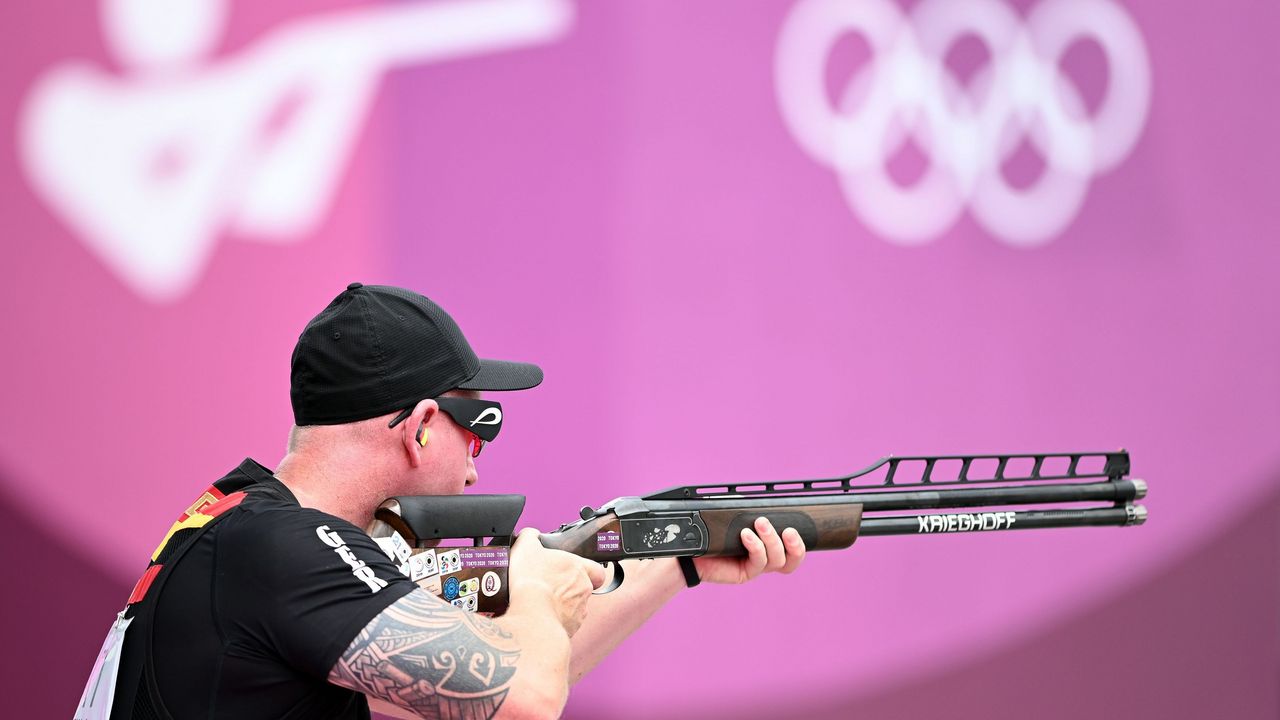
[274, 451, 379, 530]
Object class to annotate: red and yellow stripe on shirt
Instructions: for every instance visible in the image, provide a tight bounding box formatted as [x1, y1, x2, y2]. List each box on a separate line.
[127, 487, 248, 605]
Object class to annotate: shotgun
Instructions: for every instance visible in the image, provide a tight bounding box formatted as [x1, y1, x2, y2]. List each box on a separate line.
[365, 450, 1147, 615]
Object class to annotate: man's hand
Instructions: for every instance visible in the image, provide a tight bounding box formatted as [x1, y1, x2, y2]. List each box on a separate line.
[339, 530, 608, 720]
[509, 527, 607, 637]
[564, 518, 807, 683]
[692, 517, 806, 585]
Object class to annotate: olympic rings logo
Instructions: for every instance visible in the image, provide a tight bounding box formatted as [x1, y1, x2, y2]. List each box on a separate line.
[775, 0, 1151, 246]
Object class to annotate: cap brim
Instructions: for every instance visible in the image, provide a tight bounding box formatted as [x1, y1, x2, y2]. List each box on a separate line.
[457, 358, 544, 392]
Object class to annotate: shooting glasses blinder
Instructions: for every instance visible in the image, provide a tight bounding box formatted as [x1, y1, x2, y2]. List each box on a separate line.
[389, 397, 504, 457]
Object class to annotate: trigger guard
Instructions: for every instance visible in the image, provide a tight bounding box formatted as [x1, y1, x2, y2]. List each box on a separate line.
[592, 561, 624, 594]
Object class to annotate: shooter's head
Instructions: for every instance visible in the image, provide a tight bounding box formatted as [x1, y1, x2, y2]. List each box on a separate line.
[288, 283, 542, 496]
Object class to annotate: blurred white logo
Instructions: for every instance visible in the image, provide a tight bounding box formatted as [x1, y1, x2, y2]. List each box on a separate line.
[18, 0, 573, 302]
[775, 0, 1151, 246]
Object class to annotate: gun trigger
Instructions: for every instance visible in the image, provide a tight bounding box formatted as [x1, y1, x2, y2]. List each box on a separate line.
[591, 561, 624, 595]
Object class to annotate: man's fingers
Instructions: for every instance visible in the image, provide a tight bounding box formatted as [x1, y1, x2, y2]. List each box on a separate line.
[582, 558, 608, 589]
[521, 527, 607, 589]
[513, 527, 544, 547]
[740, 528, 768, 581]
[754, 517, 787, 571]
[779, 527, 806, 574]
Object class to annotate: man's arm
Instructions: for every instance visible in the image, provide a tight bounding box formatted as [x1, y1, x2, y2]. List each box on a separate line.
[330, 528, 604, 719]
[568, 517, 806, 682]
[330, 588, 564, 719]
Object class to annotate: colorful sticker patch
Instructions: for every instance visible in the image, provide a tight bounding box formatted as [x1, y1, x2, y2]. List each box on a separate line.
[596, 531, 621, 552]
[438, 549, 462, 575]
[408, 550, 438, 581]
[443, 576, 460, 601]
[458, 578, 479, 597]
[481, 570, 502, 597]
[451, 595, 478, 612]
[458, 547, 509, 568]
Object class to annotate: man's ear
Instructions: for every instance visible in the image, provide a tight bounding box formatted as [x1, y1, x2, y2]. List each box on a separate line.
[400, 398, 439, 468]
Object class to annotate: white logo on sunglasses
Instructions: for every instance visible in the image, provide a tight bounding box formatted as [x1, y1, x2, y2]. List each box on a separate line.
[470, 408, 503, 426]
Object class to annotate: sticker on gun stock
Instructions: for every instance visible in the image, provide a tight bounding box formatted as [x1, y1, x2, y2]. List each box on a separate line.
[458, 578, 480, 597]
[408, 549, 438, 581]
[917, 511, 1017, 533]
[451, 595, 478, 612]
[481, 570, 502, 597]
[596, 531, 621, 552]
[373, 537, 398, 561]
[459, 547, 508, 568]
[416, 574, 441, 596]
[438, 549, 462, 575]
[388, 533, 413, 563]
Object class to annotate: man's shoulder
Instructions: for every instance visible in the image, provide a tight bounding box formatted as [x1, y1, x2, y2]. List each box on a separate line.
[205, 459, 359, 552]
[202, 458, 408, 597]
[222, 487, 360, 546]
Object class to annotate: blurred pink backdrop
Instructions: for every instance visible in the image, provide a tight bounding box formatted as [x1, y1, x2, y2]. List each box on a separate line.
[1, 0, 1275, 717]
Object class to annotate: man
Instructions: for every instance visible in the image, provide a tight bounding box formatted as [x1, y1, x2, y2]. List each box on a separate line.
[96, 283, 805, 719]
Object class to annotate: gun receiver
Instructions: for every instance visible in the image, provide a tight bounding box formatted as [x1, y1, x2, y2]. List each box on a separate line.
[366, 451, 1147, 616]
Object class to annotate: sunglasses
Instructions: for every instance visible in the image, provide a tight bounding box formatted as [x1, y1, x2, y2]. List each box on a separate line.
[388, 397, 503, 458]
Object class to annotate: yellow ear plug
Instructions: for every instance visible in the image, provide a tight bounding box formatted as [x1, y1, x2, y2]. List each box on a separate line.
[417, 427, 429, 447]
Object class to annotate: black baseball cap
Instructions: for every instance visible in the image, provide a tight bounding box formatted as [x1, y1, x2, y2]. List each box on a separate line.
[290, 283, 543, 425]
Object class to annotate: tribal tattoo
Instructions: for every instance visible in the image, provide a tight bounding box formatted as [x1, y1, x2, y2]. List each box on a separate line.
[329, 589, 520, 719]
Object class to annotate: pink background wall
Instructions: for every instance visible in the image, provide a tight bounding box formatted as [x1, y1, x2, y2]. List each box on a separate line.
[1, 0, 1275, 716]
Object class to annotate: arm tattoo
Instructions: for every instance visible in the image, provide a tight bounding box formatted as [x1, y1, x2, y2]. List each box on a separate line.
[331, 589, 521, 719]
